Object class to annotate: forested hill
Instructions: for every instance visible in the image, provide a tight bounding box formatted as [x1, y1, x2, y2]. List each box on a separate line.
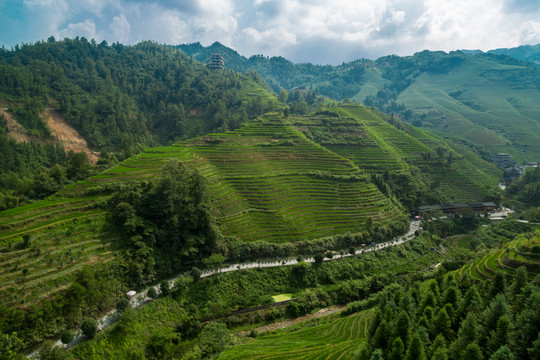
[179, 42, 540, 162]
[0, 38, 275, 150]
[472, 43, 540, 65]
[0, 38, 276, 209]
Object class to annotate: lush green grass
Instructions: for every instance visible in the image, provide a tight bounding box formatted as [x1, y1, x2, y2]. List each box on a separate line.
[219, 309, 373, 360]
[396, 56, 540, 162]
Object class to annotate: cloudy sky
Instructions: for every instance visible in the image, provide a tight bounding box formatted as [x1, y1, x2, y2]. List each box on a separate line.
[1, 0, 540, 64]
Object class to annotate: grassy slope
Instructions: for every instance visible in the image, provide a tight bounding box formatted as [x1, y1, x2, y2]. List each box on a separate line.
[397, 56, 540, 161]
[219, 309, 373, 360]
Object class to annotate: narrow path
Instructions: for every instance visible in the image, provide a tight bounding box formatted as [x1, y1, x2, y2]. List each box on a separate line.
[238, 305, 346, 337]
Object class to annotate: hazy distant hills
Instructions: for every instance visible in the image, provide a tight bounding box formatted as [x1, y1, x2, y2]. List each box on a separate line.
[465, 43, 540, 65]
[180, 42, 540, 162]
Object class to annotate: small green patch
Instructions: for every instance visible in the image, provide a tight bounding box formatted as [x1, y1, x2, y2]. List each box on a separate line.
[272, 293, 293, 302]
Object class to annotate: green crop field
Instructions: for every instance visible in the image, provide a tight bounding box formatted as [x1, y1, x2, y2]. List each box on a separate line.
[456, 230, 540, 281]
[219, 309, 374, 360]
[0, 107, 502, 307]
[293, 105, 500, 202]
[395, 56, 540, 161]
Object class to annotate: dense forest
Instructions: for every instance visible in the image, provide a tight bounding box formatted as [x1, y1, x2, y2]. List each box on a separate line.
[0, 38, 276, 209]
[179, 42, 368, 100]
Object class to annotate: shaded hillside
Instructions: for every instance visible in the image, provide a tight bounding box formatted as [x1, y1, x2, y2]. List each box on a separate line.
[180, 43, 540, 162]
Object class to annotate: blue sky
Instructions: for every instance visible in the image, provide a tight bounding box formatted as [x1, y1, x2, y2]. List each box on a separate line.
[1, 0, 540, 64]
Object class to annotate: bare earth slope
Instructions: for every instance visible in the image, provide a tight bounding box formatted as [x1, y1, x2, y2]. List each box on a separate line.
[43, 109, 99, 164]
[0, 109, 31, 143]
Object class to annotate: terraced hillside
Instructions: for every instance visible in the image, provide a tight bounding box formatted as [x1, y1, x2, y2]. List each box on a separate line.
[294, 105, 501, 203]
[0, 111, 405, 307]
[182, 43, 540, 162]
[0, 192, 113, 307]
[457, 230, 540, 281]
[113, 112, 403, 243]
[219, 309, 373, 360]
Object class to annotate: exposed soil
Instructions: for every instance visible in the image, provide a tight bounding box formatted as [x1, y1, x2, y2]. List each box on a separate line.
[0, 109, 31, 143]
[239, 305, 346, 336]
[1, 108, 99, 164]
[43, 109, 100, 164]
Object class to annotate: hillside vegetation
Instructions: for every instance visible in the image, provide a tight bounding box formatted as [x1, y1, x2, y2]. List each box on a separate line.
[0, 38, 276, 209]
[295, 105, 501, 208]
[0, 105, 504, 314]
[181, 43, 540, 162]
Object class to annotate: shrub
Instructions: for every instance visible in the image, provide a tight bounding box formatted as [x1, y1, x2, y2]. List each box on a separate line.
[147, 287, 158, 299]
[160, 280, 170, 296]
[191, 267, 202, 281]
[60, 330, 74, 344]
[81, 318, 98, 339]
[116, 298, 130, 314]
[314, 253, 325, 264]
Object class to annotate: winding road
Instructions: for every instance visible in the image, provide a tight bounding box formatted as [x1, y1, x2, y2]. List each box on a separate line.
[27, 219, 423, 357]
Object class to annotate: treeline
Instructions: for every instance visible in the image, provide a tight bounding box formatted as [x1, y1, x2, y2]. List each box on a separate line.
[351, 265, 540, 360]
[178, 41, 367, 99]
[108, 160, 223, 287]
[0, 37, 272, 152]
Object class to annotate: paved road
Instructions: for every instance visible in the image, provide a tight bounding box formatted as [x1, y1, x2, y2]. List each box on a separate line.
[27, 219, 423, 356]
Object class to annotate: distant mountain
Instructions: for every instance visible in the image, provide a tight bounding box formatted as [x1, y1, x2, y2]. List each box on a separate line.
[488, 43, 540, 64]
[461, 43, 540, 64]
[179, 43, 540, 162]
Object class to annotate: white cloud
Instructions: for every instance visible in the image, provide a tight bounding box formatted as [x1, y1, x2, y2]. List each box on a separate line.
[517, 21, 540, 44]
[110, 13, 131, 43]
[3, 0, 540, 63]
[57, 19, 98, 40]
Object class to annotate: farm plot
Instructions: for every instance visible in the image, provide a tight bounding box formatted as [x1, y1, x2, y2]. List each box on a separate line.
[179, 117, 401, 242]
[219, 309, 373, 360]
[456, 232, 540, 281]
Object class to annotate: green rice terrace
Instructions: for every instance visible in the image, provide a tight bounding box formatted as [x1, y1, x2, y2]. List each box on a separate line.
[456, 230, 540, 281]
[218, 309, 374, 360]
[294, 105, 501, 202]
[0, 106, 501, 308]
[0, 110, 401, 308]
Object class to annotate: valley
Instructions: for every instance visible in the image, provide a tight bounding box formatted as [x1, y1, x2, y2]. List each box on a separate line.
[0, 38, 540, 360]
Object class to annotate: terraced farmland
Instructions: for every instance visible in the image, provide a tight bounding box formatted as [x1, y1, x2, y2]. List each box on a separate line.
[180, 113, 402, 242]
[0, 111, 405, 306]
[0, 107, 500, 307]
[218, 309, 373, 360]
[457, 230, 540, 281]
[297, 105, 501, 202]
